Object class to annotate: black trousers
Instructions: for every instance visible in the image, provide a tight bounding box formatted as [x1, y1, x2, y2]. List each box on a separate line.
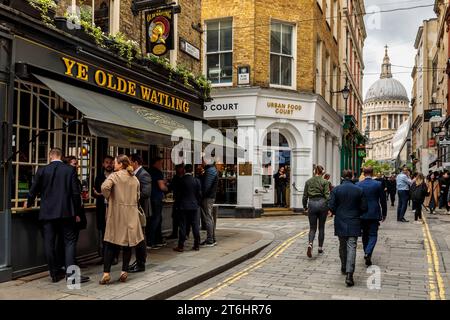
[134, 228, 147, 267]
[178, 209, 201, 248]
[388, 191, 396, 205]
[413, 200, 423, 221]
[276, 186, 286, 206]
[42, 218, 77, 277]
[103, 242, 132, 273]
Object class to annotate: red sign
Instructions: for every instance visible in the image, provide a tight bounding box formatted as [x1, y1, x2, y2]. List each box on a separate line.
[428, 139, 436, 147]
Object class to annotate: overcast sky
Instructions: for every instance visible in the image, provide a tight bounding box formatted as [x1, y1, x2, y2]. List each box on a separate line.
[363, 0, 436, 101]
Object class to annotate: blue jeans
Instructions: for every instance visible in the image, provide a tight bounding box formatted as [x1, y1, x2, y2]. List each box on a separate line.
[397, 190, 409, 221]
[361, 219, 379, 257]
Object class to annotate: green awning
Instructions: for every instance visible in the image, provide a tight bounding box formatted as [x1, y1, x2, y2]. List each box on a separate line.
[34, 75, 238, 150]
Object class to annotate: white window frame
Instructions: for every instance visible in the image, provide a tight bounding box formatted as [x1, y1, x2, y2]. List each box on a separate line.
[326, 0, 331, 28]
[333, 0, 338, 39]
[203, 18, 234, 87]
[325, 53, 331, 103]
[269, 20, 297, 90]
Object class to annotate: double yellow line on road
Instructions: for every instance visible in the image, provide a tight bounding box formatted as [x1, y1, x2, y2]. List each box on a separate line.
[190, 228, 311, 300]
[422, 214, 446, 300]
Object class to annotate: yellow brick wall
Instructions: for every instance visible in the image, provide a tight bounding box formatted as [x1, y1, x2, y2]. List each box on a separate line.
[202, 0, 339, 93]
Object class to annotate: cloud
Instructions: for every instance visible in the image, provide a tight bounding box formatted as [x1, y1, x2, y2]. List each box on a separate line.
[363, 0, 435, 101]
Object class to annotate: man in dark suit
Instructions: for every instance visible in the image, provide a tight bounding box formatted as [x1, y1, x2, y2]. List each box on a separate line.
[357, 166, 388, 267]
[92, 156, 114, 262]
[25, 148, 89, 283]
[329, 169, 368, 287]
[129, 153, 152, 273]
[173, 164, 202, 252]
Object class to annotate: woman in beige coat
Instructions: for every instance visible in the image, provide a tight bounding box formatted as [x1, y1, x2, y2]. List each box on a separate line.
[425, 172, 440, 215]
[100, 154, 144, 284]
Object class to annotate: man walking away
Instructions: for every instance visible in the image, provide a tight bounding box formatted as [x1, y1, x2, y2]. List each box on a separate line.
[93, 156, 114, 263]
[149, 157, 168, 249]
[129, 154, 152, 273]
[386, 175, 397, 206]
[200, 157, 219, 247]
[396, 167, 412, 222]
[357, 166, 387, 267]
[26, 148, 89, 283]
[329, 170, 367, 287]
[173, 164, 202, 252]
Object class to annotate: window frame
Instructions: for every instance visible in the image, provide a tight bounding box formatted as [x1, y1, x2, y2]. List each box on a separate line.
[269, 20, 297, 90]
[204, 18, 234, 87]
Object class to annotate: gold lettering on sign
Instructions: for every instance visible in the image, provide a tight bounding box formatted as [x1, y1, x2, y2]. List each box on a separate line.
[267, 101, 302, 116]
[62, 57, 76, 77]
[60, 56, 192, 115]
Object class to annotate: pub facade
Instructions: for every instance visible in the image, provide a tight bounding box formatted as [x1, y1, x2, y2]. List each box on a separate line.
[0, 0, 210, 282]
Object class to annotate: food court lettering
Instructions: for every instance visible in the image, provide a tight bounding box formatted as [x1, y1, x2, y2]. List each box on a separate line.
[204, 103, 239, 111]
[62, 57, 190, 114]
[267, 102, 302, 115]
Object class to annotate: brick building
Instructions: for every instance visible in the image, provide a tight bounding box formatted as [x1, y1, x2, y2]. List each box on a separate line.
[201, 0, 359, 216]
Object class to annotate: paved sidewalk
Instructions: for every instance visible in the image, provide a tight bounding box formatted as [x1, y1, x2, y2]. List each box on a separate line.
[0, 227, 273, 300]
[173, 207, 450, 300]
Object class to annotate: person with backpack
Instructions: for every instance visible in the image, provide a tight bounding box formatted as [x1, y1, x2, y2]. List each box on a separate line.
[410, 173, 428, 224]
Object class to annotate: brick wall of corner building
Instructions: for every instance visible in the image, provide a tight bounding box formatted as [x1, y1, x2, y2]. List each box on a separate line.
[176, 0, 202, 75]
[202, 0, 256, 86]
[202, 0, 339, 93]
[119, 0, 142, 43]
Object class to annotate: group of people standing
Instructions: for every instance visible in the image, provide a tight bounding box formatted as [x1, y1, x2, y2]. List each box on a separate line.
[26, 148, 219, 285]
[303, 165, 387, 287]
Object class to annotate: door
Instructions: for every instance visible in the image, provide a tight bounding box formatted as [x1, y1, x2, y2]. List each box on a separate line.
[262, 150, 275, 204]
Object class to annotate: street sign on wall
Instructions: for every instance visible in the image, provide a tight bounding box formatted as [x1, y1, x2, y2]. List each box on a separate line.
[424, 109, 442, 122]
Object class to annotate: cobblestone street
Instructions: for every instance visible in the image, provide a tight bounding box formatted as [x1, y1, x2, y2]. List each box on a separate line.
[173, 207, 450, 300]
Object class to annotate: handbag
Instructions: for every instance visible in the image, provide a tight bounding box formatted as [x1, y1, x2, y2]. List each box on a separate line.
[137, 203, 146, 227]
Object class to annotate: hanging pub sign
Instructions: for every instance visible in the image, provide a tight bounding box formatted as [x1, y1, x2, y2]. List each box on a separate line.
[146, 7, 174, 56]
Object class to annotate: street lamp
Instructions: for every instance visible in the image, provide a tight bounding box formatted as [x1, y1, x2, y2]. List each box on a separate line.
[331, 77, 351, 116]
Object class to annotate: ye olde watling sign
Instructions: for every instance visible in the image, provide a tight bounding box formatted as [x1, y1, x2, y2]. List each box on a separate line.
[62, 57, 190, 115]
[146, 8, 174, 56]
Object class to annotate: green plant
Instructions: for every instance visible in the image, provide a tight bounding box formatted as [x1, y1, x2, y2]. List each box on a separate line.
[106, 32, 140, 65]
[63, 3, 105, 47]
[27, 0, 57, 26]
[146, 55, 212, 100]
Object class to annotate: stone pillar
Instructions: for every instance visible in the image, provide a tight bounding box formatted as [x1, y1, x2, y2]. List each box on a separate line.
[326, 134, 333, 174]
[333, 139, 341, 186]
[308, 121, 317, 166]
[292, 147, 313, 213]
[318, 129, 326, 168]
[236, 118, 260, 217]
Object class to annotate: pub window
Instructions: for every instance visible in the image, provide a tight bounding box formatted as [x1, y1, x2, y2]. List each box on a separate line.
[206, 18, 233, 84]
[270, 21, 295, 87]
[94, 1, 110, 34]
[108, 144, 150, 169]
[12, 80, 97, 210]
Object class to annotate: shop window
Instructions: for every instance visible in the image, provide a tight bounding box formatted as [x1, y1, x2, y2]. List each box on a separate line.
[206, 19, 233, 85]
[12, 81, 97, 210]
[270, 21, 295, 87]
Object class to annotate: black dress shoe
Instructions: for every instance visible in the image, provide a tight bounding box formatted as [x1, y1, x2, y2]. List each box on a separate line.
[364, 254, 372, 267]
[341, 268, 346, 275]
[401, 218, 409, 222]
[66, 274, 90, 283]
[345, 273, 354, 287]
[129, 261, 138, 269]
[51, 274, 65, 283]
[128, 264, 145, 273]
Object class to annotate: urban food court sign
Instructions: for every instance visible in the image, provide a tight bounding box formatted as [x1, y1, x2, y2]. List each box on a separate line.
[61, 57, 190, 115]
[267, 101, 302, 115]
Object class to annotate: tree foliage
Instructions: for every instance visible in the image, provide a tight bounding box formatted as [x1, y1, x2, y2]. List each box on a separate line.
[362, 159, 393, 175]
